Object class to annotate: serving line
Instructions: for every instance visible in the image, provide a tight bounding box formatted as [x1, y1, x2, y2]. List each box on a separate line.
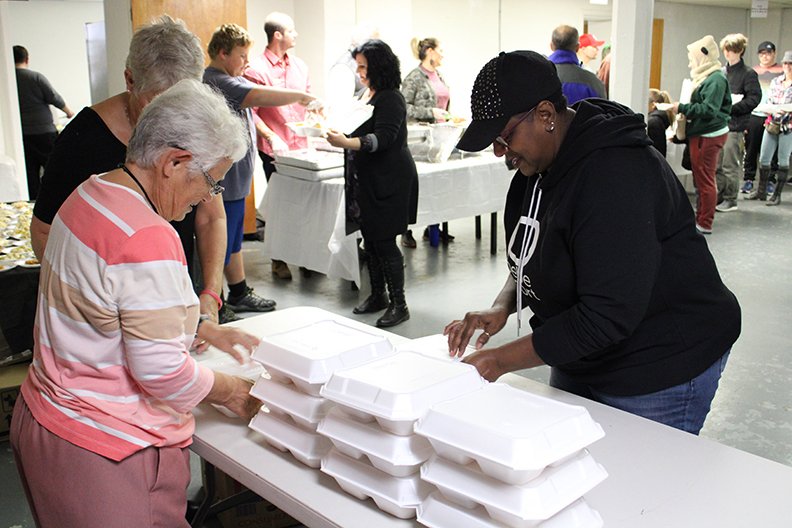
[191, 307, 792, 528]
[259, 154, 513, 286]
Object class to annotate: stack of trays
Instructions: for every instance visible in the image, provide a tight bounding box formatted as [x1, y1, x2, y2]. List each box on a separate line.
[414, 383, 607, 527]
[247, 320, 396, 468]
[318, 351, 486, 518]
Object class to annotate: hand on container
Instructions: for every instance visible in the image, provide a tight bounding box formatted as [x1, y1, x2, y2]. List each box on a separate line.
[195, 321, 260, 364]
[462, 348, 507, 382]
[432, 107, 448, 122]
[269, 134, 290, 154]
[325, 129, 353, 149]
[211, 373, 262, 420]
[443, 306, 509, 358]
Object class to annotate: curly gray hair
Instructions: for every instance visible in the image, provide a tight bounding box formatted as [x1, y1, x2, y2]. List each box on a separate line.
[125, 15, 204, 95]
[127, 79, 249, 174]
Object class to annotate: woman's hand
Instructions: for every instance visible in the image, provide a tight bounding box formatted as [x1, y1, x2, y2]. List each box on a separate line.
[195, 321, 260, 364]
[325, 129, 353, 149]
[208, 372, 262, 420]
[432, 108, 448, 122]
[443, 306, 509, 358]
[462, 348, 507, 382]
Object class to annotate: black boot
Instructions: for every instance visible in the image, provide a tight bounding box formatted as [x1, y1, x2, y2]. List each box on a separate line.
[767, 168, 787, 206]
[746, 167, 770, 201]
[376, 254, 410, 328]
[353, 253, 388, 314]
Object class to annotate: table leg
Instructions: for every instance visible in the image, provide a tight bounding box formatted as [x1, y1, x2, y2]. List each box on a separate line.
[490, 213, 497, 255]
[190, 460, 217, 527]
[441, 222, 450, 245]
[475, 215, 482, 239]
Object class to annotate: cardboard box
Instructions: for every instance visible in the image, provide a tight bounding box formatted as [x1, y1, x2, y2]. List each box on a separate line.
[0, 362, 29, 441]
[208, 465, 302, 528]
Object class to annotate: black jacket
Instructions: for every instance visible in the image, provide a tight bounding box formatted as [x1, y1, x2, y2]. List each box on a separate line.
[503, 99, 740, 396]
[725, 59, 761, 132]
[647, 109, 671, 157]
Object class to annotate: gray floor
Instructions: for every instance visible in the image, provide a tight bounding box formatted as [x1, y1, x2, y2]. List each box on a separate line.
[2, 195, 791, 527]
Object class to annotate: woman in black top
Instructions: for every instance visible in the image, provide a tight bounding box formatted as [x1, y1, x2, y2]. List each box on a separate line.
[326, 40, 418, 328]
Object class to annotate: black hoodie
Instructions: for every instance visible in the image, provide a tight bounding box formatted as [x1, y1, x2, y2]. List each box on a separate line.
[504, 99, 740, 396]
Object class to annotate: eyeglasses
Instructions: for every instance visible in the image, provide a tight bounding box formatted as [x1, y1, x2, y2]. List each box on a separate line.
[494, 108, 536, 151]
[201, 168, 225, 196]
[169, 143, 224, 196]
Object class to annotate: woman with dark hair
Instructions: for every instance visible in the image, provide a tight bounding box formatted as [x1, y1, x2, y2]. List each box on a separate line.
[445, 51, 740, 435]
[326, 40, 418, 328]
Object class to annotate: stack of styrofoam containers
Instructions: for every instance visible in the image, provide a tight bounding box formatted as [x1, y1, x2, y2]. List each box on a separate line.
[317, 351, 486, 519]
[414, 383, 607, 527]
[247, 320, 397, 468]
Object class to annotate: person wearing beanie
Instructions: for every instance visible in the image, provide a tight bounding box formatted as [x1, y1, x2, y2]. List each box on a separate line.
[446, 51, 739, 435]
[713, 33, 761, 213]
[743, 40, 784, 195]
[751, 51, 792, 205]
[674, 35, 731, 234]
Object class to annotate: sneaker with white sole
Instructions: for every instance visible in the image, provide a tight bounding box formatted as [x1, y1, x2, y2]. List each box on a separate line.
[740, 180, 753, 193]
[226, 287, 276, 313]
[696, 223, 712, 235]
[715, 199, 737, 212]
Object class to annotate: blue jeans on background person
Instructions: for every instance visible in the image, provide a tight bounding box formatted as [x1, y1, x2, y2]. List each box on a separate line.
[550, 351, 730, 435]
[759, 130, 792, 169]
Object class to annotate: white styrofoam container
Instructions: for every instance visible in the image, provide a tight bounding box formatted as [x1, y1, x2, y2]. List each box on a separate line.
[395, 334, 476, 361]
[320, 448, 433, 519]
[251, 320, 396, 396]
[420, 451, 607, 528]
[320, 351, 485, 435]
[273, 148, 343, 170]
[199, 354, 265, 418]
[273, 162, 341, 182]
[250, 376, 334, 431]
[317, 407, 434, 477]
[248, 409, 332, 468]
[416, 493, 603, 528]
[414, 383, 605, 484]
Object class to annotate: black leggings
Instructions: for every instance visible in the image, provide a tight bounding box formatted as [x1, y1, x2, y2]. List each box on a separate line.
[364, 237, 401, 260]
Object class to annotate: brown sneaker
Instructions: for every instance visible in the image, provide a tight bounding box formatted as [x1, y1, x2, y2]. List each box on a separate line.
[271, 260, 292, 280]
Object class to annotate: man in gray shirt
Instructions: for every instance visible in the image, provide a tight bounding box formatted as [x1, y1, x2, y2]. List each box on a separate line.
[14, 45, 73, 200]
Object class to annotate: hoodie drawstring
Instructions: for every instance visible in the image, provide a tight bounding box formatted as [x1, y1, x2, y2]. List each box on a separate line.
[516, 174, 542, 335]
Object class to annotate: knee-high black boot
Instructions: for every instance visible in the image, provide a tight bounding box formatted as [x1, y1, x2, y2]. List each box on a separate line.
[767, 168, 787, 206]
[746, 167, 770, 201]
[376, 254, 410, 328]
[353, 250, 388, 314]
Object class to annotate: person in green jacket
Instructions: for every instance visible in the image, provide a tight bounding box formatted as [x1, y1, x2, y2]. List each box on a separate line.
[674, 35, 731, 234]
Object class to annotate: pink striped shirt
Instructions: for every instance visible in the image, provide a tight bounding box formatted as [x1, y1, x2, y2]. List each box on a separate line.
[21, 175, 214, 461]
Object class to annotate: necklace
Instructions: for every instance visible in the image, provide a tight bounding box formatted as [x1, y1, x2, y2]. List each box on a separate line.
[120, 164, 159, 215]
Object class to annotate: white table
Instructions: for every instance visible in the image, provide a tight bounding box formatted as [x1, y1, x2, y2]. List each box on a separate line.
[260, 155, 513, 286]
[192, 307, 792, 528]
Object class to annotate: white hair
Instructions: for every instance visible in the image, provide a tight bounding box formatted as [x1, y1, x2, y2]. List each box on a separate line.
[125, 15, 204, 95]
[126, 79, 249, 174]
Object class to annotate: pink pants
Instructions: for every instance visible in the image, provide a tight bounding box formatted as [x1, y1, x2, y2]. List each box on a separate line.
[10, 394, 191, 528]
[690, 134, 727, 231]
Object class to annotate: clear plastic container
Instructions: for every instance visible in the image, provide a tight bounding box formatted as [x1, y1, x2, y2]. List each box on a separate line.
[320, 351, 485, 435]
[320, 448, 433, 519]
[414, 383, 604, 484]
[416, 493, 603, 528]
[251, 320, 396, 396]
[250, 376, 334, 431]
[420, 451, 607, 528]
[317, 408, 433, 477]
[248, 409, 332, 468]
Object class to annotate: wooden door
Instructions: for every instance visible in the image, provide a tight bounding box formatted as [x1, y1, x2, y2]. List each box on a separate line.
[650, 18, 664, 90]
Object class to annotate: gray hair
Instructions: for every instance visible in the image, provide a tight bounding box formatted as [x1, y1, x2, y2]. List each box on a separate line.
[127, 79, 249, 175]
[125, 15, 204, 95]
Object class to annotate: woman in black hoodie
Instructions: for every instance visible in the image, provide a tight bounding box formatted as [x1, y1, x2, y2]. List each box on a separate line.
[647, 88, 673, 157]
[446, 51, 740, 435]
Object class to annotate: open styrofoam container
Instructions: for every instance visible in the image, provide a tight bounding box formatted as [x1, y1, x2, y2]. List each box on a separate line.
[320, 351, 485, 435]
[320, 448, 433, 519]
[251, 320, 396, 396]
[414, 383, 604, 484]
[248, 409, 332, 468]
[420, 451, 607, 528]
[416, 492, 603, 528]
[317, 407, 434, 477]
[249, 376, 334, 431]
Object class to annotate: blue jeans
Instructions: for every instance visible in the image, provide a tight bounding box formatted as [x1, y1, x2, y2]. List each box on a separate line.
[550, 351, 730, 435]
[759, 130, 792, 169]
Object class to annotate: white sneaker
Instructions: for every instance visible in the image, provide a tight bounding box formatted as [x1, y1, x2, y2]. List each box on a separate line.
[715, 200, 737, 212]
[696, 224, 712, 235]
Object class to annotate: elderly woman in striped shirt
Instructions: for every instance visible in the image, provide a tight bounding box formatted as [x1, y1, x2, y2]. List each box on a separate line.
[11, 79, 260, 528]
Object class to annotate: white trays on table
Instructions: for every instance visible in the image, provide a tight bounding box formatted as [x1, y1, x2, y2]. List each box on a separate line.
[273, 148, 343, 170]
[317, 407, 433, 477]
[273, 162, 341, 182]
[414, 383, 605, 484]
[416, 493, 603, 528]
[249, 410, 332, 468]
[420, 451, 607, 528]
[251, 319, 395, 396]
[250, 376, 334, 431]
[320, 351, 485, 435]
[321, 448, 433, 519]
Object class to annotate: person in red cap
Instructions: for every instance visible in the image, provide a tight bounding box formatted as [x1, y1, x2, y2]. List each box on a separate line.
[445, 50, 740, 435]
[577, 33, 605, 73]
